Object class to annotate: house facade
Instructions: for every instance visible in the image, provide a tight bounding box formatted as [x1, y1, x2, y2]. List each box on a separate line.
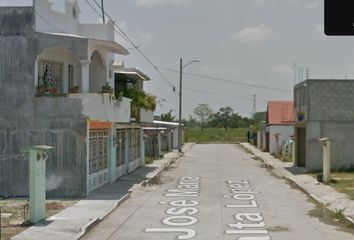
[264, 101, 294, 154]
[294, 79, 354, 171]
[0, 1, 153, 197]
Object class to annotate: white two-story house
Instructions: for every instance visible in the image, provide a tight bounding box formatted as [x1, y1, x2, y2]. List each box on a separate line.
[0, 0, 155, 198]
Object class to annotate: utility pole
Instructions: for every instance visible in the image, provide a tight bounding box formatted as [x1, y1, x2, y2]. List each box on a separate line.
[178, 58, 200, 153]
[178, 58, 183, 153]
[101, 0, 105, 24]
[293, 62, 297, 85]
[252, 94, 256, 119]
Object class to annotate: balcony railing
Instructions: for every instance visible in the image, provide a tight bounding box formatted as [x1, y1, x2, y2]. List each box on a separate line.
[68, 93, 131, 123]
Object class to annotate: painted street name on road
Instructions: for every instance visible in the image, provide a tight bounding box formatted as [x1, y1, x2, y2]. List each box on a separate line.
[224, 180, 271, 240]
[145, 177, 201, 240]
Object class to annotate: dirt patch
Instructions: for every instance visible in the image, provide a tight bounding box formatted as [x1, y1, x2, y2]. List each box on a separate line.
[0, 199, 77, 240]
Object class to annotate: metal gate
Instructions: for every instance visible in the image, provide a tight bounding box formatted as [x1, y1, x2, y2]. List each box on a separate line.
[116, 129, 126, 178]
[88, 129, 109, 192]
[128, 129, 141, 173]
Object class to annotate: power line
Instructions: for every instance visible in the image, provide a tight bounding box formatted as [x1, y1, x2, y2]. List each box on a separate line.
[183, 87, 268, 103]
[184, 89, 251, 115]
[158, 66, 293, 93]
[84, 0, 178, 107]
[86, 0, 175, 88]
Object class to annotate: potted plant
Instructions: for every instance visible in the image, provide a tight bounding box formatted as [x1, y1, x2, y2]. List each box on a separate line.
[69, 86, 79, 93]
[297, 111, 304, 121]
[36, 85, 46, 96]
[101, 82, 113, 94]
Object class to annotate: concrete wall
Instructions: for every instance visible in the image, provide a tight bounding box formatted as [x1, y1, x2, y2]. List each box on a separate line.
[0, 7, 89, 198]
[305, 121, 354, 171]
[304, 121, 322, 171]
[68, 94, 131, 123]
[139, 109, 154, 123]
[80, 23, 115, 42]
[268, 125, 294, 154]
[35, 0, 80, 34]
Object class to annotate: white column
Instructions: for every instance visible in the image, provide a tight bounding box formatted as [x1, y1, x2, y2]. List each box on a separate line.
[80, 60, 90, 93]
[34, 58, 39, 86]
[140, 128, 145, 166]
[319, 138, 331, 183]
[125, 129, 130, 174]
[292, 140, 296, 164]
[108, 126, 117, 183]
[157, 132, 161, 158]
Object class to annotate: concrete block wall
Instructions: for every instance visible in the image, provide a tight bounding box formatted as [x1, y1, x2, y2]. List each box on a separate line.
[307, 80, 354, 121]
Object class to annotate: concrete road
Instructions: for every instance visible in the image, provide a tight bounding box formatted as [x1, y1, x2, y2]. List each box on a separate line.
[82, 144, 354, 240]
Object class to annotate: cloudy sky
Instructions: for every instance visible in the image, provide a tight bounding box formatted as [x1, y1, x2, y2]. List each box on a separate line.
[3, 0, 354, 118]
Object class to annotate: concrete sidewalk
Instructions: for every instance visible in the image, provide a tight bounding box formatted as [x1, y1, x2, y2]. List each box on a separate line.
[12, 143, 194, 240]
[240, 143, 354, 227]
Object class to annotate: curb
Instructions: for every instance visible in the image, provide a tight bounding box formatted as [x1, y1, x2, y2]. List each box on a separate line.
[78, 192, 131, 239]
[141, 152, 183, 187]
[240, 143, 354, 229]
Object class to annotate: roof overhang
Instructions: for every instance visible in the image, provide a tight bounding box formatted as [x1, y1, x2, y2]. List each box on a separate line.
[143, 127, 167, 130]
[114, 68, 151, 81]
[153, 120, 180, 126]
[41, 32, 129, 55]
[89, 39, 129, 55]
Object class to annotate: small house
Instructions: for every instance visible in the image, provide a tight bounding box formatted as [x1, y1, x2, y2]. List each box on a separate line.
[264, 101, 294, 154]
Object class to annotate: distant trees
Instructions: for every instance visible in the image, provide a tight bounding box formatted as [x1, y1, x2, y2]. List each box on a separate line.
[193, 104, 213, 131]
[208, 106, 254, 130]
[160, 110, 175, 122]
[183, 104, 254, 131]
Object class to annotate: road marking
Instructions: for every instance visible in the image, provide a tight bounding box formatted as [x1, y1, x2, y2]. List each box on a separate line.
[145, 177, 201, 239]
[224, 180, 271, 239]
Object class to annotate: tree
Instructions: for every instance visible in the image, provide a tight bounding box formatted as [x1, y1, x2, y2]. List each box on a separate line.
[193, 104, 213, 131]
[160, 110, 175, 122]
[219, 106, 233, 131]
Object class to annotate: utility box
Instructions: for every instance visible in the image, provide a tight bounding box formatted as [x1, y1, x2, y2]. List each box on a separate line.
[21, 145, 53, 224]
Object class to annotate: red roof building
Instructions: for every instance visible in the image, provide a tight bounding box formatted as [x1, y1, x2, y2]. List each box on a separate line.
[266, 101, 294, 125]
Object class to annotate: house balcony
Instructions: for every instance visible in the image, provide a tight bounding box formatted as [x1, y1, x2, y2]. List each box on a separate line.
[139, 108, 154, 123]
[68, 93, 131, 123]
[34, 93, 131, 123]
[131, 107, 154, 123]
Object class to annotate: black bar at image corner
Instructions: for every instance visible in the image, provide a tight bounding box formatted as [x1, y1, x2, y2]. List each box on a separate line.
[325, 0, 354, 36]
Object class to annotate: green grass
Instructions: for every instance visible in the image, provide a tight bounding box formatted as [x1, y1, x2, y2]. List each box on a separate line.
[185, 128, 248, 143]
[309, 172, 354, 200]
[329, 173, 354, 200]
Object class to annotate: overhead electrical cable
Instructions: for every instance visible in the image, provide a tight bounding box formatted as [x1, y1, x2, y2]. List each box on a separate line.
[158, 66, 292, 93]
